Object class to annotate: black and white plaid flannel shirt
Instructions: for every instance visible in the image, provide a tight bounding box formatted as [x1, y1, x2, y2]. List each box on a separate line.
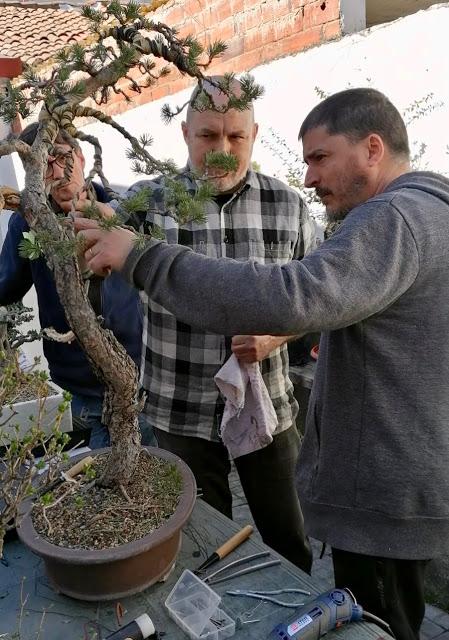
[120, 169, 315, 441]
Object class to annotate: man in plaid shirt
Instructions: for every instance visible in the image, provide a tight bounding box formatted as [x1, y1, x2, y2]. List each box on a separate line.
[87, 79, 315, 572]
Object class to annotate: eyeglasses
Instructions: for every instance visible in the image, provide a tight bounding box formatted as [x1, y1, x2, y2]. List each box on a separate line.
[45, 148, 74, 180]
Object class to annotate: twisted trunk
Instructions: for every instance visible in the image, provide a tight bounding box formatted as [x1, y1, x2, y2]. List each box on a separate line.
[20, 141, 140, 486]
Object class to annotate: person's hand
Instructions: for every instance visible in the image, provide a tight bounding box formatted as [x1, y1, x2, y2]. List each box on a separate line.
[70, 200, 115, 220]
[231, 335, 286, 363]
[73, 217, 137, 277]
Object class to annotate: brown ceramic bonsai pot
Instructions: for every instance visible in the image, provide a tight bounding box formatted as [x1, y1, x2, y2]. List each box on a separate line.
[17, 447, 196, 601]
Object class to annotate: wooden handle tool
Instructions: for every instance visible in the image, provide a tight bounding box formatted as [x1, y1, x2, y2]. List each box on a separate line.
[194, 524, 253, 574]
[64, 455, 95, 479]
[37, 455, 95, 495]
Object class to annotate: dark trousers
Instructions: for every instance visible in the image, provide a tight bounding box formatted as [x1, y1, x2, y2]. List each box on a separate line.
[154, 426, 312, 574]
[332, 548, 430, 640]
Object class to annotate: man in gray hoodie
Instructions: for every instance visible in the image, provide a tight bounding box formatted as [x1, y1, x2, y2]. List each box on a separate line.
[76, 88, 449, 640]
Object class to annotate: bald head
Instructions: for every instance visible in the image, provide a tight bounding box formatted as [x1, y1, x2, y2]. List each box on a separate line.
[182, 77, 258, 193]
[186, 77, 255, 124]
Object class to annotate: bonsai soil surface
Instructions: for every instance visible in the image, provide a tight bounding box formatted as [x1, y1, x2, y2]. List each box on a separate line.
[31, 451, 182, 550]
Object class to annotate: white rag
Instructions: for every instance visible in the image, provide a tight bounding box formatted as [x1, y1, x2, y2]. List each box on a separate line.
[214, 354, 278, 459]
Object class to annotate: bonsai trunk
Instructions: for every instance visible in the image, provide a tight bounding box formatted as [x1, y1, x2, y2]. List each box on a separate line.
[22, 197, 141, 487]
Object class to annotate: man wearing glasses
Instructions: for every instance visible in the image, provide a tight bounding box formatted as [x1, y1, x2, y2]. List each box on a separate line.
[0, 123, 153, 448]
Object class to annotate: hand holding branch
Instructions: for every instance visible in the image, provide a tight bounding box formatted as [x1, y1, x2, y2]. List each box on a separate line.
[74, 217, 136, 277]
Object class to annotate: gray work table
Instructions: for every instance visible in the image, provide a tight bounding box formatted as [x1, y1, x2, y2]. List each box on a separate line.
[0, 499, 389, 639]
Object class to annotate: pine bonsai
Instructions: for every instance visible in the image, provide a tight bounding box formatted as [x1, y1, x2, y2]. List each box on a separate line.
[0, 1, 262, 492]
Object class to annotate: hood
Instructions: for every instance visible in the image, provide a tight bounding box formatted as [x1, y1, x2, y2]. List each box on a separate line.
[384, 171, 449, 207]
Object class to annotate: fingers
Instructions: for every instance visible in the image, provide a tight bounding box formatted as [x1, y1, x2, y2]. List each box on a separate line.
[73, 217, 102, 231]
[231, 335, 256, 363]
[86, 249, 112, 277]
[75, 225, 110, 274]
[72, 216, 135, 276]
[83, 240, 112, 277]
[231, 335, 274, 363]
[75, 200, 115, 219]
[77, 229, 104, 263]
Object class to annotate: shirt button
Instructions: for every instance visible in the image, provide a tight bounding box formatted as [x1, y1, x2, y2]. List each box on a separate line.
[223, 236, 229, 243]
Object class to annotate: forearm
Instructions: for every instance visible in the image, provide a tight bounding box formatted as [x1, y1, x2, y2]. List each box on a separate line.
[122, 203, 419, 338]
[268, 335, 299, 349]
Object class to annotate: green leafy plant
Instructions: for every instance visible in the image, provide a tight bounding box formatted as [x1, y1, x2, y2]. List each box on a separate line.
[0, 359, 70, 557]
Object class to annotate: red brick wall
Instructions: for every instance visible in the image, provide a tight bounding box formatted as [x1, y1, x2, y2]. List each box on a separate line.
[102, 0, 341, 116]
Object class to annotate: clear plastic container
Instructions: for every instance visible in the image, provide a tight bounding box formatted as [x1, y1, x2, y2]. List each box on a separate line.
[165, 570, 235, 640]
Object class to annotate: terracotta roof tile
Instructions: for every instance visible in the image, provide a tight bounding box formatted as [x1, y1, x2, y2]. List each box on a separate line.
[0, 6, 91, 66]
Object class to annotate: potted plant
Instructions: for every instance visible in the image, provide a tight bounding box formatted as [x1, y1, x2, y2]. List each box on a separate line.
[0, 1, 260, 600]
[0, 303, 72, 440]
[0, 307, 71, 559]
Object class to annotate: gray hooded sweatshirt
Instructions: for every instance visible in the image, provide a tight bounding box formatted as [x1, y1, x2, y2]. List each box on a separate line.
[122, 171, 449, 559]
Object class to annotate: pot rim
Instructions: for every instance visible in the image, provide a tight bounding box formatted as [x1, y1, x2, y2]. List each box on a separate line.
[17, 446, 196, 564]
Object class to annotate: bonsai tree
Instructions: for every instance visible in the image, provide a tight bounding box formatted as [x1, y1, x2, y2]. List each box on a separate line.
[0, 1, 262, 491]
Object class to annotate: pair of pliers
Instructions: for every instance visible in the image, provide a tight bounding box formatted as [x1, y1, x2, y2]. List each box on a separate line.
[226, 587, 311, 608]
[203, 552, 281, 586]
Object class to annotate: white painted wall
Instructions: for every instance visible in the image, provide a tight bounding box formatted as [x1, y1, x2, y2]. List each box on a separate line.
[80, 4, 449, 196]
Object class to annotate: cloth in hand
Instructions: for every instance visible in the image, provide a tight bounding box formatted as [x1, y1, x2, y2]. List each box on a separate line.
[214, 353, 278, 459]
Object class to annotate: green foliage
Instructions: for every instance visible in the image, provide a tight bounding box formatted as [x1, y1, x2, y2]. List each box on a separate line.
[138, 133, 154, 148]
[0, 347, 70, 557]
[81, 5, 103, 24]
[0, 0, 264, 502]
[40, 493, 54, 507]
[35, 231, 77, 261]
[83, 463, 97, 481]
[0, 302, 41, 351]
[0, 81, 32, 122]
[160, 103, 177, 125]
[186, 40, 204, 68]
[204, 151, 239, 173]
[189, 73, 264, 115]
[164, 178, 211, 226]
[119, 187, 153, 219]
[79, 202, 121, 230]
[18, 231, 43, 261]
[206, 41, 228, 59]
[74, 495, 85, 509]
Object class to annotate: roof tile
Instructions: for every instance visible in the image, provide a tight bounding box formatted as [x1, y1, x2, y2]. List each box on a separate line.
[0, 5, 91, 66]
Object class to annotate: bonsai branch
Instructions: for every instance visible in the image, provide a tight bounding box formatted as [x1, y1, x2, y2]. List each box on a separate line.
[43, 327, 76, 343]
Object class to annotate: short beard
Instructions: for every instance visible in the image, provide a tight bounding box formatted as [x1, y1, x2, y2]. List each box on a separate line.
[325, 173, 368, 222]
[326, 207, 350, 223]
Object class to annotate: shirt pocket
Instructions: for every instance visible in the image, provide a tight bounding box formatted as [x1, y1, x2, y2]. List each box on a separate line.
[249, 240, 292, 264]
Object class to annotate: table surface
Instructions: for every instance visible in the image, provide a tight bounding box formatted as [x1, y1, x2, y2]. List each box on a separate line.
[0, 499, 389, 640]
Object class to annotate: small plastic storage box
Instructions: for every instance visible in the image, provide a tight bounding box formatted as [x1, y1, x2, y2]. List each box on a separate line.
[165, 569, 235, 640]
